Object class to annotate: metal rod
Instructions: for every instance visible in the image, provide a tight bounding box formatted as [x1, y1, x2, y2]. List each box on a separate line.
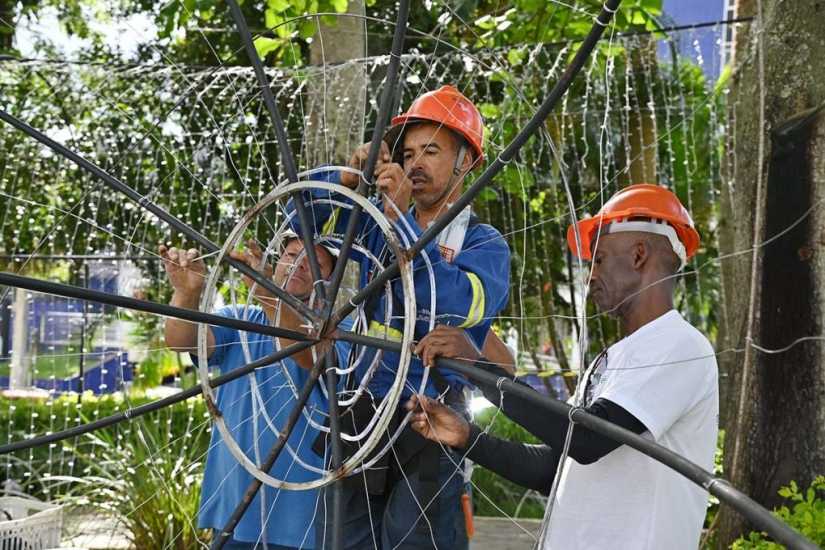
[0, 341, 314, 455]
[321, 0, 410, 320]
[325, 352, 344, 550]
[0, 272, 314, 342]
[330, 330, 816, 549]
[226, 0, 327, 302]
[211, 354, 325, 550]
[78, 264, 89, 400]
[0, 255, 156, 261]
[437, 358, 818, 550]
[329, 0, 622, 326]
[0, 108, 318, 322]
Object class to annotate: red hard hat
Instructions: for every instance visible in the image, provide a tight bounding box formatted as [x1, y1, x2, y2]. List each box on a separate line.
[385, 85, 484, 164]
[567, 184, 701, 261]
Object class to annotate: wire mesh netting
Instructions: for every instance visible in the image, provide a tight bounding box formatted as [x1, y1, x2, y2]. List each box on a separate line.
[0, 5, 794, 549]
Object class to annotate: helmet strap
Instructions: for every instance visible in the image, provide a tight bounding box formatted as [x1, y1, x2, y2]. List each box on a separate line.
[452, 143, 468, 177]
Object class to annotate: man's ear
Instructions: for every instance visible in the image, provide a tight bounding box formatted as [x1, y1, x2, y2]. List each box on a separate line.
[461, 150, 477, 174]
[632, 239, 650, 270]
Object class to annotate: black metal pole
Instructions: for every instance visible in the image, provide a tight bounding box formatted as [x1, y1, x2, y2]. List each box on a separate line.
[0, 272, 314, 342]
[329, 330, 817, 550]
[211, 354, 326, 550]
[324, 352, 344, 550]
[328, 0, 622, 327]
[0, 108, 318, 323]
[0, 340, 314, 455]
[436, 358, 819, 550]
[226, 0, 328, 303]
[322, 0, 411, 320]
[77, 263, 89, 401]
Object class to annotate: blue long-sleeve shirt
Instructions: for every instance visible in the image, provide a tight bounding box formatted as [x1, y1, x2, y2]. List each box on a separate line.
[288, 169, 511, 398]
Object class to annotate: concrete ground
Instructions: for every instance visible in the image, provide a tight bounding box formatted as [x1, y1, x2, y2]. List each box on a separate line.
[56, 514, 539, 549]
[471, 516, 542, 550]
[59, 513, 130, 549]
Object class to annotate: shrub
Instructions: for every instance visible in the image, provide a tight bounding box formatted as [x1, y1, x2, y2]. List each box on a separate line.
[0, 393, 212, 547]
[731, 476, 825, 549]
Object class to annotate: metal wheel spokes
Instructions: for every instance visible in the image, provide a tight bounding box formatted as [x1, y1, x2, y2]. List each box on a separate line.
[197, 180, 419, 490]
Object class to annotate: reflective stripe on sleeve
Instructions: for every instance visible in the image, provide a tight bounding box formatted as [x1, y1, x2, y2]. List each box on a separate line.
[367, 320, 403, 342]
[458, 272, 485, 328]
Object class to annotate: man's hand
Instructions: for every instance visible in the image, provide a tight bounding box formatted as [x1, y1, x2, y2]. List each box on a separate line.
[405, 394, 470, 449]
[414, 324, 482, 368]
[160, 244, 214, 353]
[375, 162, 412, 221]
[340, 140, 391, 189]
[159, 245, 206, 307]
[229, 239, 276, 307]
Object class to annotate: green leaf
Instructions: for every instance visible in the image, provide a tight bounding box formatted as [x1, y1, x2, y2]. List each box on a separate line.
[298, 19, 316, 39]
[331, 0, 349, 12]
[264, 8, 283, 30]
[267, 0, 291, 11]
[478, 102, 500, 119]
[631, 11, 648, 25]
[253, 36, 283, 59]
[507, 47, 525, 67]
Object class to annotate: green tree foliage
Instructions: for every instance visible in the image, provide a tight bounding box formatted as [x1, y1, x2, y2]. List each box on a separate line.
[0, 0, 102, 54]
[0, 0, 728, 364]
[731, 477, 825, 549]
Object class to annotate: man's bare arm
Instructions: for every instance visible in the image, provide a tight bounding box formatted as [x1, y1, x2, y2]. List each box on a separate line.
[482, 330, 516, 376]
[160, 245, 216, 356]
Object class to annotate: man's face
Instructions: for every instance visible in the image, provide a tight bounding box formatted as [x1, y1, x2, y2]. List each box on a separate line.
[402, 122, 464, 210]
[274, 239, 334, 300]
[587, 232, 641, 315]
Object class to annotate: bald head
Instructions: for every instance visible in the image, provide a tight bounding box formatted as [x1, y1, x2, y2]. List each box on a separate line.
[587, 230, 679, 319]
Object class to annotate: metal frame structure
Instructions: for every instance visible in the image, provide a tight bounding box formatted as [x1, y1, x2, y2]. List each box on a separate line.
[0, 1, 817, 549]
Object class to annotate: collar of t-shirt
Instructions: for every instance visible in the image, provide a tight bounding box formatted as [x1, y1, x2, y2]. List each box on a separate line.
[608, 308, 681, 355]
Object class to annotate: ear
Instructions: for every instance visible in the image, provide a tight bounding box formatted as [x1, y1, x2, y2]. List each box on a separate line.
[461, 150, 476, 173]
[632, 239, 651, 270]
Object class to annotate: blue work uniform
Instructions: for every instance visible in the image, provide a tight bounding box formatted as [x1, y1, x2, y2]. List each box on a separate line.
[289, 169, 511, 399]
[288, 168, 510, 550]
[196, 305, 351, 549]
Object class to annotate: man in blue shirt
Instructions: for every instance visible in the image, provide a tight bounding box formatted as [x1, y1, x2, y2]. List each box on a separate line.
[292, 86, 511, 549]
[160, 233, 347, 550]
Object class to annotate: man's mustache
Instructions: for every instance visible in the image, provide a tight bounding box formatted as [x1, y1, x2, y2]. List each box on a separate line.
[408, 168, 430, 182]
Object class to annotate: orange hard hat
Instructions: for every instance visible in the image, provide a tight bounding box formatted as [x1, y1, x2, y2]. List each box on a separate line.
[385, 85, 484, 164]
[567, 184, 700, 266]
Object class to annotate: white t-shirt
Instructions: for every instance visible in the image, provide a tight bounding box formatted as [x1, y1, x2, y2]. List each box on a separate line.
[543, 309, 718, 550]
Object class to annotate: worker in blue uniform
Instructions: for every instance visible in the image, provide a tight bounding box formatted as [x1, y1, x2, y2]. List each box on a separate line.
[291, 85, 511, 549]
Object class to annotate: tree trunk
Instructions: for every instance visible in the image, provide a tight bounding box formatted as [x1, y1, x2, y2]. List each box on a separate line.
[717, 0, 825, 546]
[304, 1, 367, 167]
[10, 287, 31, 389]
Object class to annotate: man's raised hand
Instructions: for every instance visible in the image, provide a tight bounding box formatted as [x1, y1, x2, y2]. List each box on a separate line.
[229, 239, 277, 306]
[375, 162, 412, 221]
[159, 245, 206, 301]
[340, 140, 391, 189]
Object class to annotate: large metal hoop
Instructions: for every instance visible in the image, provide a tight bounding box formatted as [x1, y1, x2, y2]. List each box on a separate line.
[197, 180, 417, 490]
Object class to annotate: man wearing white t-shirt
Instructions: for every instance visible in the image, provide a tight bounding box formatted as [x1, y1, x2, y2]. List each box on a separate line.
[405, 184, 719, 550]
